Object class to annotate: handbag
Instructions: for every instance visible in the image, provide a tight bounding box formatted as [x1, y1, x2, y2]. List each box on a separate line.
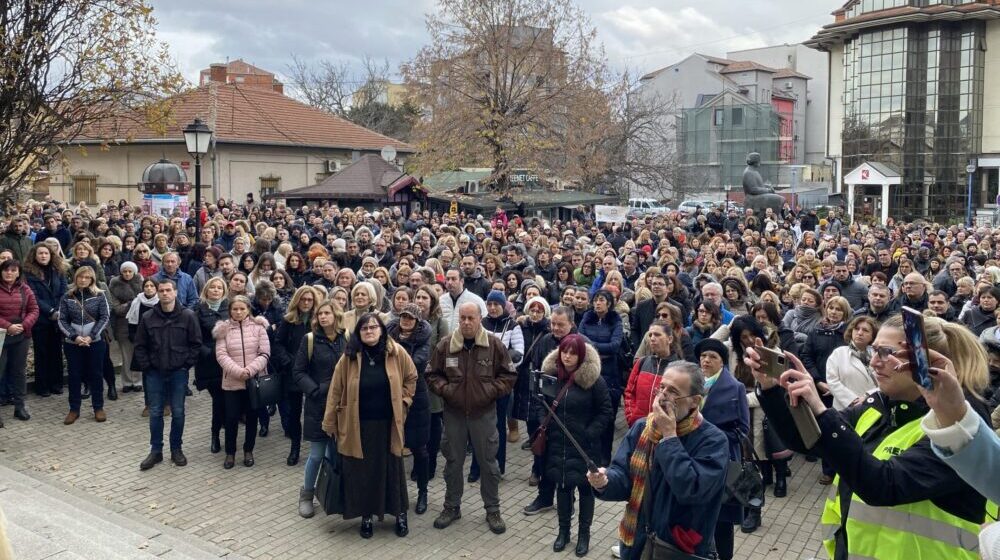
[315, 449, 345, 515]
[239, 324, 280, 409]
[724, 434, 765, 509]
[530, 373, 575, 457]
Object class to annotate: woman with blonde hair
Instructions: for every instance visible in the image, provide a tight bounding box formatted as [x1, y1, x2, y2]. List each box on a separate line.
[58, 266, 110, 424]
[293, 300, 346, 518]
[214, 295, 270, 469]
[273, 286, 320, 466]
[343, 281, 384, 334]
[194, 276, 230, 453]
[133, 242, 159, 278]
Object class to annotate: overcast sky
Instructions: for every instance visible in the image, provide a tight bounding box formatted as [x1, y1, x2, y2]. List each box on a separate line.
[149, 0, 842, 86]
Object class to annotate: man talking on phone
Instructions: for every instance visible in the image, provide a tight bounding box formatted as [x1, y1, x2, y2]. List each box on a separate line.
[587, 361, 729, 560]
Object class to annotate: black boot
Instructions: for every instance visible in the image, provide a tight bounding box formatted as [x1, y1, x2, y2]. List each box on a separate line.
[576, 489, 594, 557]
[360, 515, 374, 538]
[415, 488, 428, 515]
[395, 512, 409, 537]
[773, 460, 788, 498]
[741, 507, 761, 533]
[286, 445, 300, 466]
[211, 434, 221, 454]
[107, 385, 118, 401]
[759, 460, 774, 488]
[554, 487, 573, 552]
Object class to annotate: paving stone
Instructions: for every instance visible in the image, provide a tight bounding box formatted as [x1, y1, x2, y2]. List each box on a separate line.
[0, 387, 831, 558]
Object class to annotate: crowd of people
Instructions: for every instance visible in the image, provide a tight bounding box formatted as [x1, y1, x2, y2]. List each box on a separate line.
[0, 197, 998, 559]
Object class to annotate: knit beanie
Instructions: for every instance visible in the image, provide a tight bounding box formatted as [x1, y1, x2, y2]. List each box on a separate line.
[487, 290, 507, 306]
[695, 338, 730, 366]
[525, 296, 551, 318]
[120, 261, 138, 275]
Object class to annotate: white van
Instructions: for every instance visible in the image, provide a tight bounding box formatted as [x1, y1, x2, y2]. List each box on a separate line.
[627, 198, 669, 217]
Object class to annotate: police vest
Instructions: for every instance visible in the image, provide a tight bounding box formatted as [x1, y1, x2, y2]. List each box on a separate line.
[820, 406, 982, 560]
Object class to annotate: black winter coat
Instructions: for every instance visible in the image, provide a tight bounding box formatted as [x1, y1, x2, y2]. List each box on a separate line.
[133, 305, 201, 373]
[273, 317, 310, 395]
[194, 301, 229, 390]
[535, 344, 612, 486]
[292, 329, 346, 442]
[386, 318, 432, 448]
[25, 268, 66, 326]
[799, 320, 847, 383]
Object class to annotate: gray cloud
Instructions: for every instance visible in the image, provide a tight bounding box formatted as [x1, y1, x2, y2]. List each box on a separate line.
[149, 0, 841, 84]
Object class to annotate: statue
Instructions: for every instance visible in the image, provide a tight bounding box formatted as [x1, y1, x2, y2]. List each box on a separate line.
[742, 152, 785, 217]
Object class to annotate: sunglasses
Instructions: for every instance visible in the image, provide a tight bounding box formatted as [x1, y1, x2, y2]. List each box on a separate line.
[871, 344, 898, 359]
[657, 313, 671, 319]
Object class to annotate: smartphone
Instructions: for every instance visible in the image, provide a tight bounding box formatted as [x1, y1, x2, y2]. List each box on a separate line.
[901, 306, 933, 390]
[786, 393, 822, 448]
[755, 345, 787, 379]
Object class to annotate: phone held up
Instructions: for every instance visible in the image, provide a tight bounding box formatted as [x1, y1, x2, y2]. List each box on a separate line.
[900, 306, 934, 390]
[754, 345, 787, 379]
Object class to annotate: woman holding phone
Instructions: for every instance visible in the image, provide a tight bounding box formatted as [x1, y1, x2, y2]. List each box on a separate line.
[745, 314, 989, 560]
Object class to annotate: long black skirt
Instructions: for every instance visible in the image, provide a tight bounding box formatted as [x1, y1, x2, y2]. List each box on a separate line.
[340, 419, 408, 520]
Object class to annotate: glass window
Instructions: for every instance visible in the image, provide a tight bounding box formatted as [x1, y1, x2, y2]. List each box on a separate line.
[71, 176, 98, 205]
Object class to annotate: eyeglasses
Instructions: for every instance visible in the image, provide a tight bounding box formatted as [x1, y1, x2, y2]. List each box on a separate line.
[657, 313, 671, 319]
[871, 344, 898, 359]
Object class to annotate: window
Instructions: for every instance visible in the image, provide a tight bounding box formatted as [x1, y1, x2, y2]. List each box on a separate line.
[732, 107, 744, 126]
[71, 176, 97, 204]
[714, 108, 725, 126]
[260, 176, 280, 198]
[32, 177, 50, 196]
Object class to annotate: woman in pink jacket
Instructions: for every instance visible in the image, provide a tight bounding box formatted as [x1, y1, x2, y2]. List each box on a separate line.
[214, 295, 270, 469]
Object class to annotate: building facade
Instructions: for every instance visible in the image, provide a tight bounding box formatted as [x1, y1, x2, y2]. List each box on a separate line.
[46, 77, 412, 207]
[809, 0, 1000, 221]
[637, 46, 828, 198]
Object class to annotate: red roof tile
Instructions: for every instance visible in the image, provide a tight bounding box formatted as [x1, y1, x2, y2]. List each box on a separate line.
[70, 83, 413, 152]
[772, 68, 811, 80]
[279, 154, 410, 199]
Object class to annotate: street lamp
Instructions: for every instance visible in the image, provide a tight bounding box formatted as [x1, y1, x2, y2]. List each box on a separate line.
[183, 117, 213, 240]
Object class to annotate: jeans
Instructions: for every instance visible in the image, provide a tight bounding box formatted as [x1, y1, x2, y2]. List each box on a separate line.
[470, 395, 509, 477]
[65, 341, 106, 413]
[146, 369, 188, 452]
[303, 439, 337, 491]
[0, 339, 29, 406]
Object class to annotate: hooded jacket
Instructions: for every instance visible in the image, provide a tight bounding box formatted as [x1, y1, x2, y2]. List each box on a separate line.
[213, 315, 271, 391]
[536, 344, 612, 487]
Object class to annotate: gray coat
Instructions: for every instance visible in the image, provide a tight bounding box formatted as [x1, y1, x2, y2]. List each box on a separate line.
[108, 275, 142, 340]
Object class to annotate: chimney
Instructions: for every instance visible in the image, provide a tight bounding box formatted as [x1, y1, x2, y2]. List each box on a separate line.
[273, 81, 284, 95]
[209, 63, 227, 84]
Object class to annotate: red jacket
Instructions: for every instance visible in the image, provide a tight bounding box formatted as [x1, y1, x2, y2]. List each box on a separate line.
[136, 258, 159, 279]
[623, 354, 675, 426]
[0, 280, 39, 338]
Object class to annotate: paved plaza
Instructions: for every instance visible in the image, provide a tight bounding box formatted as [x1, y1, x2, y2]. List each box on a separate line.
[0, 386, 828, 559]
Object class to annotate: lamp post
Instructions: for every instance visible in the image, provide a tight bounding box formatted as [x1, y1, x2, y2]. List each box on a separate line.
[183, 118, 213, 241]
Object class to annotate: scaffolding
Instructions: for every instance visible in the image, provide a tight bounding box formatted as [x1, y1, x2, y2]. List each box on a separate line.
[677, 97, 782, 192]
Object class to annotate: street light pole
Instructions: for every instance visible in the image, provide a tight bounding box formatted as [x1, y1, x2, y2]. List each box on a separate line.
[183, 118, 213, 242]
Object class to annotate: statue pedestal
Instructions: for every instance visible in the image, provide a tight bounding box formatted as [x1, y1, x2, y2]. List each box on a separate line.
[744, 193, 784, 217]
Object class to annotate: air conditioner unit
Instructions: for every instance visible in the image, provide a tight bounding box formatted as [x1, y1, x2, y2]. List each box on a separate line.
[326, 160, 341, 173]
[784, 81, 794, 90]
[464, 180, 480, 194]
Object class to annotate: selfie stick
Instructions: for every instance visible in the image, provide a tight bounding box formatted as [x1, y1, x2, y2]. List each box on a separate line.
[536, 396, 600, 474]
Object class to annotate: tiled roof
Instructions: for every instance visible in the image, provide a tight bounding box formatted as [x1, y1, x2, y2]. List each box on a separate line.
[719, 61, 778, 74]
[809, 2, 1000, 50]
[772, 68, 811, 80]
[279, 154, 410, 200]
[68, 83, 414, 152]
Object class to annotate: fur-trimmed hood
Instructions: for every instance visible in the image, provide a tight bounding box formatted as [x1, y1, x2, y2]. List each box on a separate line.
[540, 343, 601, 390]
[212, 314, 269, 339]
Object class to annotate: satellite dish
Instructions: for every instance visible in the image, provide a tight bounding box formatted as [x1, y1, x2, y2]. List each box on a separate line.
[380, 145, 397, 162]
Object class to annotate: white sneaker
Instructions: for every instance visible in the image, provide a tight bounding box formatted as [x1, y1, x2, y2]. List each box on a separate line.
[611, 544, 620, 558]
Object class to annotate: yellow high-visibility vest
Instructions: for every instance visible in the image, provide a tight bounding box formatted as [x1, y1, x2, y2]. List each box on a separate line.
[821, 406, 982, 560]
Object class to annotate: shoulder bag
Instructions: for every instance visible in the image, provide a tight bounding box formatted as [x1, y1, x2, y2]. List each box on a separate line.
[315, 449, 345, 515]
[530, 373, 575, 457]
[724, 433, 765, 508]
[639, 464, 713, 560]
[242, 323, 281, 409]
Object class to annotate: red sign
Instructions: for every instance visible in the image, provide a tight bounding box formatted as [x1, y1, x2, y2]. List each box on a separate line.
[181, 161, 190, 171]
[861, 169, 870, 181]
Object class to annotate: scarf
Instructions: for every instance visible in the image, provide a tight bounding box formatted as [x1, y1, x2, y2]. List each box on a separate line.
[849, 343, 876, 384]
[127, 292, 159, 325]
[207, 298, 223, 312]
[619, 411, 704, 547]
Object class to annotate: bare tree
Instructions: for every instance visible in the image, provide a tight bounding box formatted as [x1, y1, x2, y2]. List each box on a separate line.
[402, 0, 607, 191]
[0, 0, 184, 199]
[287, 55, 417, 141]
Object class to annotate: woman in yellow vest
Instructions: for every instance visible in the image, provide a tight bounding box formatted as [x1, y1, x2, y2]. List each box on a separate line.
[745, 314, 990, 560]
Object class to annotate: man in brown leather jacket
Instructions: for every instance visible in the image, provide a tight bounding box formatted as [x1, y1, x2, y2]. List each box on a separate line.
[427, 301, 516, 535]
